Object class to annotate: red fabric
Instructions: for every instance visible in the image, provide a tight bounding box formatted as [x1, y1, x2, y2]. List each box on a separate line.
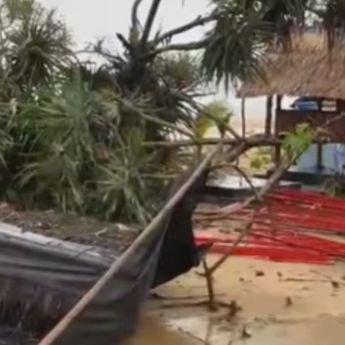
[195, 188, 345, 265]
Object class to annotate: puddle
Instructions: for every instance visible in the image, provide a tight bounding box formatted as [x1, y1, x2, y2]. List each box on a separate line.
[125, 316, 198, 345]
[127, 313, 345, 345]
[237, 315, 345, 345]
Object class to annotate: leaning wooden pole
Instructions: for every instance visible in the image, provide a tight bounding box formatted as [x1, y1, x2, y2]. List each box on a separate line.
[38, 144, 222, 345]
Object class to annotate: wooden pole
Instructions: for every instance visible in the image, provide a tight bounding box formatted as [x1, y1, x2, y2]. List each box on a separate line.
[265, 96, 273, 136]
[276, 95, 282, 111]
[241, 97, 246, 138]
[274, 95, 283, 165]
[38, 144, 222, 345]
[316, 142, 323, 170]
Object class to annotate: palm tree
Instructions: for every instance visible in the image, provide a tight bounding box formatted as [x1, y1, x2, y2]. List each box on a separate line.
[0, 0, 342, 223]
[103, 0, 345, 94]
[0, 0, 73, 93]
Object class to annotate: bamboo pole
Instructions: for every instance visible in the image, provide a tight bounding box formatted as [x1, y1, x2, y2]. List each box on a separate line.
[38, 144, 222, 345]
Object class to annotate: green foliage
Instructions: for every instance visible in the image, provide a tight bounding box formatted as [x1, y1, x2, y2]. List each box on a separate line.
[249, 148, 271, 170]
[195, 100, 233, 138]
[155, 53, 202, 92]
[16, 72, 99, 210]
[0, 0, 341, 227]
[0, 102, 15, 165]
[202, 2, 270, 88]
[95, 134, 160, 225]
[282, 123, 314, 159]
[202, 0, 308, 89]
[5, 71, 158, 223]
[324, 173, 345, 197]
[0, 0, 73, 91]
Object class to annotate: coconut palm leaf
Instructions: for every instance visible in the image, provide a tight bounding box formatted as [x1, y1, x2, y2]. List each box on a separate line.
[203, 0, 308, 88]
[202, 4, 270, 89]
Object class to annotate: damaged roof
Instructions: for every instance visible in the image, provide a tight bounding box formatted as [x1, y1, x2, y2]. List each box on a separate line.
[238, 32, 345, 100]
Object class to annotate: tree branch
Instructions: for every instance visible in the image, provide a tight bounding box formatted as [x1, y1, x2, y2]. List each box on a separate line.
[141, 135, 280, 148]
[116, 33, 132, 52]
[201, 257, 217, 311]
[152, 38, 209, 55]
[118, 97, 195, 138]
[173, 91, 242, 140]
[141, 0, 163, 44]
[132, 0, 144, 29]
[207, 156, 295, 275]
[156, 14, 217, 43]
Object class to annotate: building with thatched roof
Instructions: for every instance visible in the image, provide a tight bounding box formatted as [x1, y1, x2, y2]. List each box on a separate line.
[238, 32, 345, 100]
[238, 32, 345, 176]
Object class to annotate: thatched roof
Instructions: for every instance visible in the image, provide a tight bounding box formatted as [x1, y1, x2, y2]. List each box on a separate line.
[238, 32, 345, 99]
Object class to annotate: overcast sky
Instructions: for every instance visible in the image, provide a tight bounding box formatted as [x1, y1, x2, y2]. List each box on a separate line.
[39, 0, 267, 118]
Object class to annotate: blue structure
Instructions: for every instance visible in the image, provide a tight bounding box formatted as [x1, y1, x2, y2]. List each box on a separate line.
[293, 98, 345, 173]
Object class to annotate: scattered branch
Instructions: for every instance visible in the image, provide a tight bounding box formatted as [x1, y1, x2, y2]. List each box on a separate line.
[205, 156, 295, 276]
[201, 257, 217, 311]
[207, 213, 255, 276]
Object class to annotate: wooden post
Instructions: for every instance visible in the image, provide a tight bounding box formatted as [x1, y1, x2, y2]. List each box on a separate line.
[276, 95, 282, 111]
[265, 96, 273, 136]
[274, 144, 282, 165]
[241, 97, 246, 137]
[274, 95, 283, 165]
[316, 142, 323, 170]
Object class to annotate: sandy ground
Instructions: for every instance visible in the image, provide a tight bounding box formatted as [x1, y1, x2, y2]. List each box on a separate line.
[127, 255, 345, 345]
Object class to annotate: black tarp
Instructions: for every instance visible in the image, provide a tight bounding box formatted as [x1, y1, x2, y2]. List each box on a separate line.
[0, 166, 209, 345]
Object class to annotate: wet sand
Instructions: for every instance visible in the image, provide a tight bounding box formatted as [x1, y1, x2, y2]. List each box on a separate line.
[126, 111, 344, 345]
[128, 255, 345, 345]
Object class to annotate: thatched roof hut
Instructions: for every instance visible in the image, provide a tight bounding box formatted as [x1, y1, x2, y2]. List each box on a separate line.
[238, 32, 345, 100]
[237, 32, 345, 168]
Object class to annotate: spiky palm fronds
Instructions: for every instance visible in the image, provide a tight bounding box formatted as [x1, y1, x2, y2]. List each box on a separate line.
[16, 71, 113, 212]
[4, 1, 73, 89]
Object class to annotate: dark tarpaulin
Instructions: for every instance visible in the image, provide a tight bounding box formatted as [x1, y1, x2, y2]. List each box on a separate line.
[44, 166, 210, 345]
